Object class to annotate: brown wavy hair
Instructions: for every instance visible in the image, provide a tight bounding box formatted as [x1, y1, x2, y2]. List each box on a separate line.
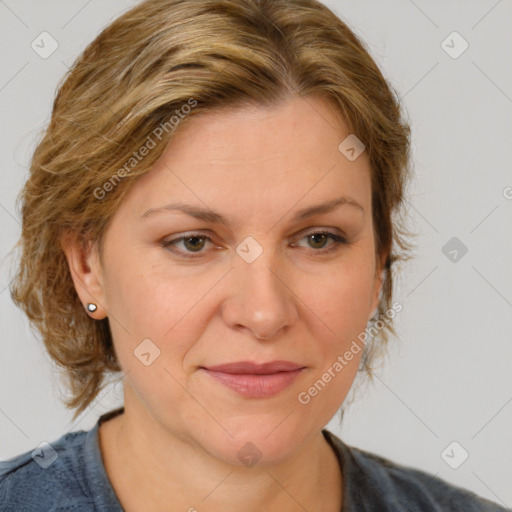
[10, 0, 415, 419]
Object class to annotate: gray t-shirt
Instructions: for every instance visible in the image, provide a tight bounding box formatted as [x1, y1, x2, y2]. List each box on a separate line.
[1, 407, 509, 511]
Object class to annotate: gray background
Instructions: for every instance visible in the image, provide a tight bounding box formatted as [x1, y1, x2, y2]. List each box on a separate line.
[0, 0, 511, 507]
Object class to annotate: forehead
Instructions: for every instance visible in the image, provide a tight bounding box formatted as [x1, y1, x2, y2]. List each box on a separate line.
[165, 95, 358, 167]
[121, 95, 373, 224]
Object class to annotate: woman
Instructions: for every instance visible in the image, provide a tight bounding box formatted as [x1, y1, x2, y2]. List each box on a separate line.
[0, 0, 508, 510]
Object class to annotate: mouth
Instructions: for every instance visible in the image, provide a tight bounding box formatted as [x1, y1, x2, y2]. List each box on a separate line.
[200, 360, 307, 398]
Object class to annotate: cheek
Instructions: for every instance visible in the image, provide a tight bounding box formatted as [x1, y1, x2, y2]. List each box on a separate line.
[304, 257, 376, 340]
[103, 252, 192, 335]
[104, 261, 234, 399]
[104, 265, 195, 418]
[292, 263, 373, 420]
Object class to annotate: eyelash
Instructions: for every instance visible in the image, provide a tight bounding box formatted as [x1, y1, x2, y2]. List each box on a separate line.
[160, 230, 348, 259]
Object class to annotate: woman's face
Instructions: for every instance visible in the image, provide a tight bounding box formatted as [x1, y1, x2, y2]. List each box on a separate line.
[89, 95, 383, 465]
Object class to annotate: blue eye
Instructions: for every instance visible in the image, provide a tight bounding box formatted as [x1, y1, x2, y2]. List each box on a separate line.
[161, 230, 347, 258]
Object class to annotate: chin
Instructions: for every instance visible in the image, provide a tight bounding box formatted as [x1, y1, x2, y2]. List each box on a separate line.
[192, 417, 312, 468]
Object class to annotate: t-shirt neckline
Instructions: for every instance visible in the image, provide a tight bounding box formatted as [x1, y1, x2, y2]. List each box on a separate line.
[83, 407, 126, 511]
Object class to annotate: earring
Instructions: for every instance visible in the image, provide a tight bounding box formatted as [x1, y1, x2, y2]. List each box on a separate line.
[87, 303, 98, 313]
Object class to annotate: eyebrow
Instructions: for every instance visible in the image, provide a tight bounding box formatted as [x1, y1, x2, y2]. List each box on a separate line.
[141, 196, 364, 226]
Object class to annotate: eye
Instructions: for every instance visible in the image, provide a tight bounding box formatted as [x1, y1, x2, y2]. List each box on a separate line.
[293, 230, 348, 254]
[161, 234, 214, 256]
[161, 229, 348, 258]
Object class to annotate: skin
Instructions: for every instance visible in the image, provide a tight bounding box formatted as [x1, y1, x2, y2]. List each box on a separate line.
[63, 94, 386, 512]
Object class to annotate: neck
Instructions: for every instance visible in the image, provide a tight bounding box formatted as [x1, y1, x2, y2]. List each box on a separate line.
[99, 403, 342, 512]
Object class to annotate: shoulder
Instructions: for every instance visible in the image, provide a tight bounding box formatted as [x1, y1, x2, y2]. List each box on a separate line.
[349, 446, 508, 511]
[323, 430, 510, 511]
[0, 429, 96, 511]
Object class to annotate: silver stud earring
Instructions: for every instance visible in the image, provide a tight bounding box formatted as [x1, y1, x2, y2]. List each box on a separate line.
[87, 303, 98, 313]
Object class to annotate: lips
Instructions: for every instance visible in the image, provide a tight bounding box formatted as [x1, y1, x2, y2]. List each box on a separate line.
[204, 360, 305, 374]
[200, 360, 306, 398]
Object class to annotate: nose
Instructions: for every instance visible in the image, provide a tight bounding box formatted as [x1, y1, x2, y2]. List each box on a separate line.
[221, 250, 298, 341]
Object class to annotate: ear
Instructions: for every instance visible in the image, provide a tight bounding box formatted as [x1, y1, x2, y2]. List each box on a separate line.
[369, 250, 387, 320]
[60, 229, 107, 319]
